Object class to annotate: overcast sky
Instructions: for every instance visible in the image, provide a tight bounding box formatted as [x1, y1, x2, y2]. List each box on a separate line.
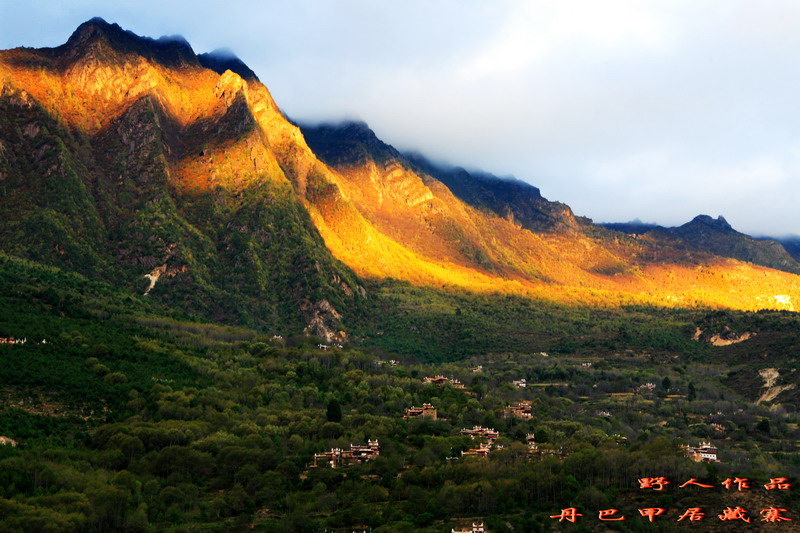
[2, 0, 798, 236]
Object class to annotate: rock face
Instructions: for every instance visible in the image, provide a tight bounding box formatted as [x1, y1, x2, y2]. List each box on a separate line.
[756, 368, 796, 405]
[709, 331, 755, 346]
[1, 18, 800, 325]
[0, 436, 18, 447]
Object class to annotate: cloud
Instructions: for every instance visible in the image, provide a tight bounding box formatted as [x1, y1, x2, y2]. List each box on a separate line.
[457, 1, 673, 82]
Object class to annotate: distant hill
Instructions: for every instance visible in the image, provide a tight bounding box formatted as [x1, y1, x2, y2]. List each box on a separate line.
[601, 216, 800, 275]
[599, 220, 662, 235]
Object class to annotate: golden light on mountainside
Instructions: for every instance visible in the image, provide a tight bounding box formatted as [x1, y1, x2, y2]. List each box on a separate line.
[315, 154, 800, 310]
[1, 24, 799, 313]
[173, 127, 287, 193]
[0, 52, 220, 133]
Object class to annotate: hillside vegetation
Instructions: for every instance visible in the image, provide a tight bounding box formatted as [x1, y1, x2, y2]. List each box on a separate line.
[2, 253, 800, 532]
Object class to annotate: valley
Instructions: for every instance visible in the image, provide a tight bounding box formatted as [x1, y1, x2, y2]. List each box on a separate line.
[0, 18, 799, 532]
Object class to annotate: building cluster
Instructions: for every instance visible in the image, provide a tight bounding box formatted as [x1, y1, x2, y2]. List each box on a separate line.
[636, 382, 656, 393]
[317, 343, 344, 350]
[0, 436, 18, 447]
[461, 443, 495, 458]
[403, 403, 437, 420]
[471, 365, 483, 373]
[423, 375, 465, 389]
[683, 442, 719, 463]
[0, 338, 27, 345]
[505, 401, 532, 419]
[525, 434, 567, 458]
[512, 378, 527, 388]
[312, 440, 380, 469]
[460, 426, 501, 458]
[460, 426, 499, 441]
[452, 523, 485, 533]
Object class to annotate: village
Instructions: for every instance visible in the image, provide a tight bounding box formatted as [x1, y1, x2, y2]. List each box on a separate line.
[0, 337, 46, 345]
[0, 314, 783, 533]
[306, 387, 716, 470]
[0, 337, 27, 345]
[0, 315, 766, 533]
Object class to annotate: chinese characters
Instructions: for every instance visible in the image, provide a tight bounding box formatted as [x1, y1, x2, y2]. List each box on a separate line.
[551, 476, 793, 524]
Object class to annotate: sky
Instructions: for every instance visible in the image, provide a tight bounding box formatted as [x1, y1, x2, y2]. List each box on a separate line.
[1, 0, 799, 237]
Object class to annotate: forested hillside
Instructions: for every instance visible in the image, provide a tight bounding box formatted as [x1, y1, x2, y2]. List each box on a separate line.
[2, 253, 799, 532]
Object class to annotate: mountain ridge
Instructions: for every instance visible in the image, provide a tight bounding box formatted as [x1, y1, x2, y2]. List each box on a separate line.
[600, 215, 800, 275]
[1, 19, 799, 333]
[63, 17, 199, 69]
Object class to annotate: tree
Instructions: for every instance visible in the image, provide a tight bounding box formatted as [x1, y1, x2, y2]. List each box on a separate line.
[326, 399, 342, 423]
[87, 486, 129, 531]
[687, 382, 696, 401]
[127, 503, 149, 532]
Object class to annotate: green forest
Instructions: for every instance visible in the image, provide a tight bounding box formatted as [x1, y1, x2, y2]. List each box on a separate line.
[1, 252, 799, 532]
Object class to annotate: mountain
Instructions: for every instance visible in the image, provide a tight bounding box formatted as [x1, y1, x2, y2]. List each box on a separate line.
[0, 18, 362, 339]
[300, 120, 581, 234]
[601, 216, 800, 276]
[668, 215, 800, 275]
[1, 18, 799, 336]
[4, 19, 800, 533]
[299, 120, 590, 280]
[299, 119, 799, 310]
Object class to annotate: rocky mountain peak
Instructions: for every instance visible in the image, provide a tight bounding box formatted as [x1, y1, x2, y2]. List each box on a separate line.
[686, 214, 735, 233]
[63, 17, 199, 69]
[65, 17, 119, 45]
